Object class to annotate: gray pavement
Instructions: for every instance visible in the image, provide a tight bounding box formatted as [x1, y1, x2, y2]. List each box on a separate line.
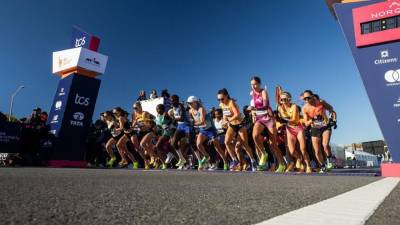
[0, 168, 381, 225]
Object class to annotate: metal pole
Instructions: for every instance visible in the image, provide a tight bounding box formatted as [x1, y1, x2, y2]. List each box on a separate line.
[8, 85, 25, 122]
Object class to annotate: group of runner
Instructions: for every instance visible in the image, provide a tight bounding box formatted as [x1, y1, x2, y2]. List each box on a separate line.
[101, 76, 337, 173]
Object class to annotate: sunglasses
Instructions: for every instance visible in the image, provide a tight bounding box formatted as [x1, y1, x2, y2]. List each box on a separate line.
[217, 98, 225, 102]
[303, 96, 312, 101]
[280, 98, 289, 102]
[133, 107, 139, 110]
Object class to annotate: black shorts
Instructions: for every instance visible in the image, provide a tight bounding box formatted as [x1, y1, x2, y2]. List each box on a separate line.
[229, 123, 245, 134]
[112, 133, 124, 141]
[310, 126, 331, 138]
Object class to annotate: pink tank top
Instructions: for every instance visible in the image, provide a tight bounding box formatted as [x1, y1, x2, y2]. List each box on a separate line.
[252, 89, 270, 117]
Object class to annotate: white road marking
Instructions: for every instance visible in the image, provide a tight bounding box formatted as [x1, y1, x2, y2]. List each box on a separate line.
[255, 178, 400, 225]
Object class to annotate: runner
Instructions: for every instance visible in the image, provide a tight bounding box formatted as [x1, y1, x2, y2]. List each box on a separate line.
[129, 102, 154, 169]
[112, 107, 139, 168]
[103, 111, 119, 167]
[154, 104, 175, 169]
[301, 90, 337, 172]
[187, 96, 229, 171]
[250, 77, 286, 172]
[217, 88, 257, 171]
[277, 91, 312, 173]
[170, 94, 195, 169]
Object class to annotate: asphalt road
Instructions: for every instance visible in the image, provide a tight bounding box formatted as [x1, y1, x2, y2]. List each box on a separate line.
[0, 168, 384, 225]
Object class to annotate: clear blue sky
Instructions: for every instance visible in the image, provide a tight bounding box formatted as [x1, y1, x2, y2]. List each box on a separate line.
[0, 0, 383, 144]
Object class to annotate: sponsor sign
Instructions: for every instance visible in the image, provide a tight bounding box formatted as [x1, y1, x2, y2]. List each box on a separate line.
[335, 0, 400, 161]
[52, 47, 108, 75]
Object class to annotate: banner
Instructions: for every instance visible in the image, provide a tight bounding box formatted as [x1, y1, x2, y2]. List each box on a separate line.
[140, 97, 164, 117]
[0, 122, 22, 153]
[52, 47, 108, 75]
[48, 74, 101, 163]
[335, 0, 400, 161]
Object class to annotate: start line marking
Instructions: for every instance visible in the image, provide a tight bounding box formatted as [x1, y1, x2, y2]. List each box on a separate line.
[255, 177, 400, 225]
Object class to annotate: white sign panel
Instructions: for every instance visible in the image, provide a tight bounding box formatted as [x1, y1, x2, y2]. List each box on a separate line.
[140, 97, 164, 117]
[52, 47, 108, 75]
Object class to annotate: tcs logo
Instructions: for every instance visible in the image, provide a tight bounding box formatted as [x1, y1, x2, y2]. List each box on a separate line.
[75, 94, 90, 106]
[75, 36, 86, 48]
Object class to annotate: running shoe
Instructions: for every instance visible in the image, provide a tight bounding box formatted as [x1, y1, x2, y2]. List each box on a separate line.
[107, 156, 116, 167]
[251, 161, 258, 172]
[298, 163, 305, 173]
[198, 162, 204, 170]
[235, 164, 243, 172]
[161, 163, 168, 170]
[275, 164, 286, 173]
[305, 166, 312, 174]
[223, 163, 229, 171]
[208, 163, 218, 171]
[319, 166, 326, 173]
[326, 162, 333, 172]
[259, 153, 268, 166]
[150, 157, 156, 165]
[133, 162, 139, 169]
[295, 159, 302, 170]
[165, 152, 175, 164]
[229, 160, 239, 171]
[176, 158, 187, 167]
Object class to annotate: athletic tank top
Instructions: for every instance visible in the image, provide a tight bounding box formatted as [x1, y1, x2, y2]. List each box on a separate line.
[213, 118, 225, 134]
[155, 114, 172, 129]
[107, 120, 121, 137]
[219, 100, 243, 125]
[172, 105, 190, 125]
[303, 101, 328, 128]
[278, 103, 301, 126]
[252, 89, 269, 116]
[192, 108, 213, 129]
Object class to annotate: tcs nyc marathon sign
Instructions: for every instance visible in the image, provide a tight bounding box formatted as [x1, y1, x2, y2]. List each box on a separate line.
[334, 0, 400, 175]
[47, 27, 106, 167]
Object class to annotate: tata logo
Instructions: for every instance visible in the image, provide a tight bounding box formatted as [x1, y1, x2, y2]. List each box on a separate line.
[371, 1, 400, 19]
[75, 36, 86, 48]
[73, 112, 85, 121]
[374, 50, 398, 65]
[75, 94, 90, 106]
[385, 69, 400, 86]
[85, 57, 100, 66]
[55, 101, 62, 110]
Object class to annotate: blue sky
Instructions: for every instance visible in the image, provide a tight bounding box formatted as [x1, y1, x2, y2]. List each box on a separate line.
[0, 0, 383, 144]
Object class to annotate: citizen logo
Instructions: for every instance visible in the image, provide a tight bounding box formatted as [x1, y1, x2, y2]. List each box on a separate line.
[75, 94, 90, 106]
[374, 50, 398, 65]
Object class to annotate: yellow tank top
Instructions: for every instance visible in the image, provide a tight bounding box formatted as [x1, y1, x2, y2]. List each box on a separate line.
[278, 104, 300, 126]
[219, 100, 243, 125]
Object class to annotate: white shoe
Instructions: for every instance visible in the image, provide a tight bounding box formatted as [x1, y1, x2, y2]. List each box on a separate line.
[176, 158, 187, 167]
[208, 163, 217, 171]
[165, 152, 175, 164]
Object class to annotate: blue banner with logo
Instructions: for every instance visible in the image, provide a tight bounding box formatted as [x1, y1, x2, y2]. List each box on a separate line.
[335, 0, 400, 162]
[48, 74, 101, 162]
[0, 122, 22, 153]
